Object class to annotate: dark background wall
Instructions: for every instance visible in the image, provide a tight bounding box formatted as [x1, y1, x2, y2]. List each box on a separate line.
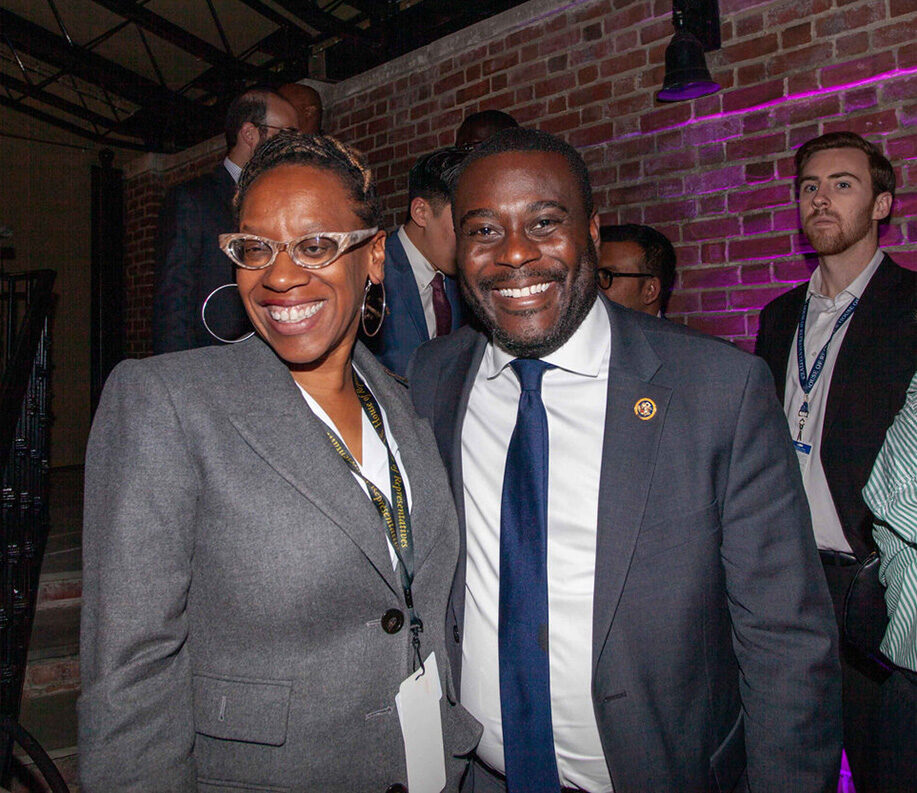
[123, 0, 917, 357]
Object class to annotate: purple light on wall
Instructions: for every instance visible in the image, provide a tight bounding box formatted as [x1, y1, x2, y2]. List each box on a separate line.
[614, 67, 917, 143]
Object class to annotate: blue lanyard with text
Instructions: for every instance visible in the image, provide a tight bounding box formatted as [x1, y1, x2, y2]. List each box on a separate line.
[324, 371, 424, 671]
[794, 296, 858, 441]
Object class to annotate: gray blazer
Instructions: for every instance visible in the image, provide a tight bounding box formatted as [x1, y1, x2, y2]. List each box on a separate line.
[78, 337, 481, 792]
[408, 297, 842, 793]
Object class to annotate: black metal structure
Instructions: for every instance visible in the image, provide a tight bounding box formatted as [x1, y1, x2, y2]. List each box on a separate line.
[0, 0, 532, 153]
[0, 268, 57, 783]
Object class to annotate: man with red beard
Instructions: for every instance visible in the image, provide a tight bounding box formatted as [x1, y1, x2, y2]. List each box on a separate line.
[756, 131, 916, 793]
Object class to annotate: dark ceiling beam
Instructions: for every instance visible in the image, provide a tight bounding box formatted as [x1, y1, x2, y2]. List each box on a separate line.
[268, 0, 381, 45]
[323, 0, 529, 81]
[0, 92, 148, 150]
[0, 72, 117, 129]
[0, 8, 206, 116]
[86, 0, 270, 81]
[339, 0, 392, 20]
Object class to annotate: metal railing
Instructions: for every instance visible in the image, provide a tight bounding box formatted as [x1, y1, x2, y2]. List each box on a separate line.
[0, 269, 59, 785]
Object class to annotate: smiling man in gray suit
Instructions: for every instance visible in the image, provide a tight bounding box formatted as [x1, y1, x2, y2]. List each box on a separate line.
[407, 128, 842, 793]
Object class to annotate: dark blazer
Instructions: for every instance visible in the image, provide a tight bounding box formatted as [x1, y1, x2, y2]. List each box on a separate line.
[153, 165, 249, 354]
[79, 338, 481, 792]
[364, 232, 465, 377]
[755, 254, 917, 558]
[408, 298, 842, 793]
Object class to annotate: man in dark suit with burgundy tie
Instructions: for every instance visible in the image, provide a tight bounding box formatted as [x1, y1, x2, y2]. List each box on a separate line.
[408, 128, 841, 793]
[364, 148, 467, 376]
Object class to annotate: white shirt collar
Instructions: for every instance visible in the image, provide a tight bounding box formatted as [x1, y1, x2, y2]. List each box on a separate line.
[484, 297, 609, 380]
[397, 225, 438, 292]
[808, 248, 884, 302]
[223, 157, 242, 185]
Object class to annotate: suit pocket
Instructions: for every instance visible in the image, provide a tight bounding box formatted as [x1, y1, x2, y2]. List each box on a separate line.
[710, 711, 748, 793]
[193, 672, 292, 746]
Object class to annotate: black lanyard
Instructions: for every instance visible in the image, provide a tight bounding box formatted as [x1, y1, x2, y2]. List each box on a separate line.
[324, 370, 424, 670]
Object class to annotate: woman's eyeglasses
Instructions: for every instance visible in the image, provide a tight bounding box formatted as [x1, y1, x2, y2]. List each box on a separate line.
[218, 228, 379, 270]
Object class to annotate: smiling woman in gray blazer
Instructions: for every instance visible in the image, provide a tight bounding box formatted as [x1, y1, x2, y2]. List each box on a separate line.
[78, 133, 480, 792]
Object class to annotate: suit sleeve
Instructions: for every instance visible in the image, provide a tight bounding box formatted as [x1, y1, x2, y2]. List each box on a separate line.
[154, 185, 201, 354]
[720, 357, 842, 792]
[78, 360, 198, 791]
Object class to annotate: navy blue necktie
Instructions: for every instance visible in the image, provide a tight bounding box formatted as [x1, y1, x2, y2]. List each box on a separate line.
[499, 358, 559, 793]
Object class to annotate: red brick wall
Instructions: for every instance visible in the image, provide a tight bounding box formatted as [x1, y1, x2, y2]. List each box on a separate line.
[123, 0, 917, 354]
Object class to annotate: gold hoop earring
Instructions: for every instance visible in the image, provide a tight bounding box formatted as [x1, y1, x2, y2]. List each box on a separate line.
[201, 283, 255, 344]
[361, 278, 386, 338]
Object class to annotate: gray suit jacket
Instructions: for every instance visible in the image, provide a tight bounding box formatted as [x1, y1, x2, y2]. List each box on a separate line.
[79, 337, 481, 792]
[408, 298, 842, 793]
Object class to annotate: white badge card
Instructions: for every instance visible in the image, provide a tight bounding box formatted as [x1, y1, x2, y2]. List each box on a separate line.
[395, 652, 446, 793]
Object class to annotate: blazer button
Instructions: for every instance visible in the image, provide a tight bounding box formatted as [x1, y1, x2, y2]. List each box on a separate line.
[386, 785, 407, 793]
[381, 608, 404, 634]
[453, 625, 460, 643]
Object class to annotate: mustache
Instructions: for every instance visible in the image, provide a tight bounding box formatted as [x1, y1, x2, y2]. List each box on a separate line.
[806, 210, 838, 221]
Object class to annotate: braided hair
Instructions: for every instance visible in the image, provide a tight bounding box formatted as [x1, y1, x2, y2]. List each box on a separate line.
[234, 132, 382, 228]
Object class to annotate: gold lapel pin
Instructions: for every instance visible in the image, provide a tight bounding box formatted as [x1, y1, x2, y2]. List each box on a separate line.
[634, 397, 657, 421]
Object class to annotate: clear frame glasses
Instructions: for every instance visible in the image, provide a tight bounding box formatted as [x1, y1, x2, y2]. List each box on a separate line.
[219, 228, 379, 270]
[596, 268, 652, 291]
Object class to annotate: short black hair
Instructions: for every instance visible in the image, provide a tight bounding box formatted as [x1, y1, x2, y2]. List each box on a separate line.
[451, 128, 594, 216]
[600, 224, 677, 313]
[405, 147, 467, 223]
[235, 132, 382, 228]
[224, 87, 283, 150]
[795, 131, 895, 201]
[456, 110, 519, 146]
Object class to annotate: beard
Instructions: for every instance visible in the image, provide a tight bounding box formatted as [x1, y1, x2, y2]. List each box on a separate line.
[804, 205, 874, 257]
[460, 239, 599, 359]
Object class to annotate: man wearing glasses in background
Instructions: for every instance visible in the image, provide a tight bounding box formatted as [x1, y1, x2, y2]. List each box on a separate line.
[153, 86, 298, 354]
[597, 224, 676, 317]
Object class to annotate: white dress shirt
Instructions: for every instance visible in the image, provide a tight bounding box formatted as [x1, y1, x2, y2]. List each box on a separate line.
[223, 157, 242, 184]
[782, 248, 884, 552]
[297, 369, 412, 570]
[461, 298, 613, 792]
[397, 226, 444, 339]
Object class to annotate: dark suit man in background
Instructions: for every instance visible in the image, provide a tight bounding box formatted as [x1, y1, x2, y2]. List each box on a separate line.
[366, 147, 467, 376]
[598, 223, 676, 316]
[755, 131, 916, 793]
[409, 128, 841, 793]
[455, 109, 519, 151]
[153, 87, 297, 353]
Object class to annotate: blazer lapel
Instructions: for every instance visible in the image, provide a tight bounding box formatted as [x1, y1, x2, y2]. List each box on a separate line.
[435, 333, 487, 527]
[592, 302, 672, 667]
[387, 235, 430, 343]
[822, 254, 893, 442]
[225, 339, 401, 595]
[351, 343, 445, 578]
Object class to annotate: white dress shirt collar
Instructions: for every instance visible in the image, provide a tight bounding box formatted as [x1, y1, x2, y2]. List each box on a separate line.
[223, 157, 242, 185]
[808, 248, 883, 303]
[483, 296, 609, 380]
[397, 225, 438, 292]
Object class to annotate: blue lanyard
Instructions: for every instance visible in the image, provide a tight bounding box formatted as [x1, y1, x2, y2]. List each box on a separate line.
[794, 295, 858, 439]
